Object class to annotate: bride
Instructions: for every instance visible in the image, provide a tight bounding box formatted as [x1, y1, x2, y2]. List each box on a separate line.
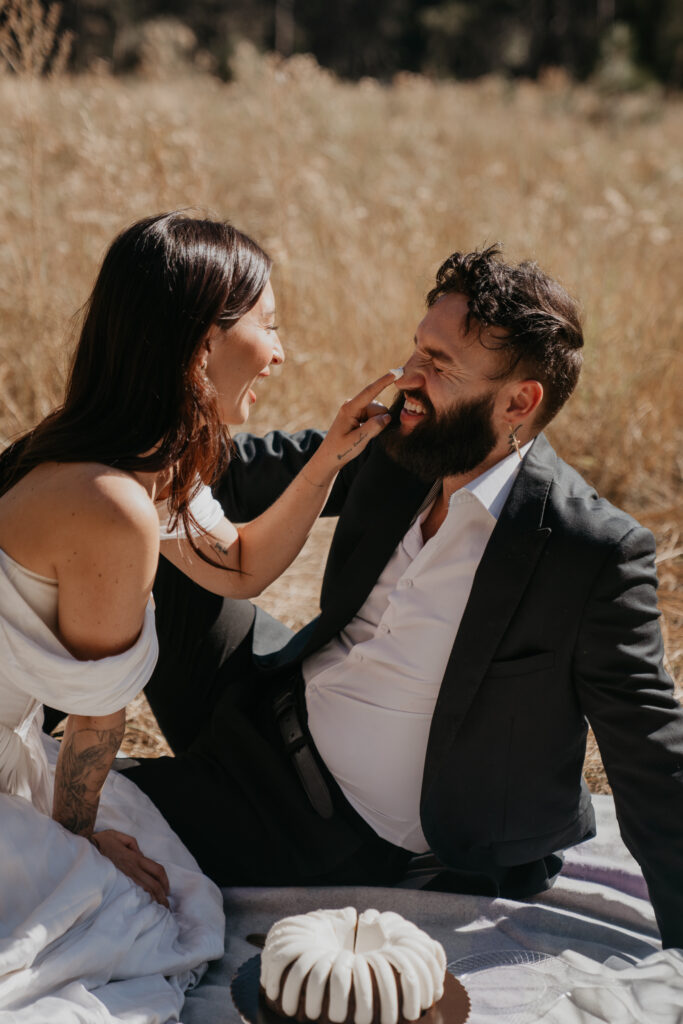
[0, 211, 393, 1022]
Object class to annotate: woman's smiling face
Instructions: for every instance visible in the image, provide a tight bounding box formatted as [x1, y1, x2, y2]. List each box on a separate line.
[204, 281, 284, 425]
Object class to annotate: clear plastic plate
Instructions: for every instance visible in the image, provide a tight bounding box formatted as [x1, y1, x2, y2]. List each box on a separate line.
[449, 950, 565, 1023]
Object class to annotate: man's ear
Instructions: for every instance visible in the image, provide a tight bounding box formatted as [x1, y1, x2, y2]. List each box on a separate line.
[503, 379, 544, 421]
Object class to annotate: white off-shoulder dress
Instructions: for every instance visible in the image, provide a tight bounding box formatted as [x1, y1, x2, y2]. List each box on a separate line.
[0, 546, 225, 1024]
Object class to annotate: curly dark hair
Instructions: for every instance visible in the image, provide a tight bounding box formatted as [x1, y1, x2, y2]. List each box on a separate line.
[427, 244, 583, 429]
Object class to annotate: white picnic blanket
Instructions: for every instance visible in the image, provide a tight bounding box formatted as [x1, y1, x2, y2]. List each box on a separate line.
[184, 795, 683, 1024]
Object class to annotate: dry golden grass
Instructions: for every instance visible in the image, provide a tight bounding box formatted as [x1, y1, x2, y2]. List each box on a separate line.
[1, 45, 681, 787]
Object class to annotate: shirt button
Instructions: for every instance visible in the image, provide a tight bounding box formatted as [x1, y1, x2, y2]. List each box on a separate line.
[398, 578, 414, 589]
[378, 623, 390, 635]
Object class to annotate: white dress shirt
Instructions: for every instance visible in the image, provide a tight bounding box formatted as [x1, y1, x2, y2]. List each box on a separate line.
[303, 445, 531, 852]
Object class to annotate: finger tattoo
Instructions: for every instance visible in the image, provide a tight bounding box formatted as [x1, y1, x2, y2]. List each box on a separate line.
[336, 432, 367, 461]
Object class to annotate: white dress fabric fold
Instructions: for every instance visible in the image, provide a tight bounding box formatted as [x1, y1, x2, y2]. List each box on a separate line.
[0, 546, 159, 814]
[0, 549, 225, 1024]
[155, 480, 225, 540]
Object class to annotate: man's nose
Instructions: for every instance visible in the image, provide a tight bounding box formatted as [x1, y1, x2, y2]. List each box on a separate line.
[399, 354, 423, 390]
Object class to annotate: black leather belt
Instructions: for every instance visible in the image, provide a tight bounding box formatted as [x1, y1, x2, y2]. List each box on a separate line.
[272, 682, 335, 820]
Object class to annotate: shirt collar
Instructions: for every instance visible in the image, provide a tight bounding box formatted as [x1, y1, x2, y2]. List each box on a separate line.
[450, 441, 533, 520]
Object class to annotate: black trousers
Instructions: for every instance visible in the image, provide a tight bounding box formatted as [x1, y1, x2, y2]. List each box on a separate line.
[124, 556, 411, 887]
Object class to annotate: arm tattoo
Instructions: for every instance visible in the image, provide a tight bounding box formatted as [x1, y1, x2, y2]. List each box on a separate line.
[52, 721, 125, 837]
[213, 540, 230, 555]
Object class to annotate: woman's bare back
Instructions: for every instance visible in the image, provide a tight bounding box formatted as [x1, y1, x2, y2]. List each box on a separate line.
[0, 462, 159, 659]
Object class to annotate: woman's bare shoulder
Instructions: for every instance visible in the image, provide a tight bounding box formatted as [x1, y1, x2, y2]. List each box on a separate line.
[48, 463, 159, 547]
[47, 465, 160, 659]
[5, 464, 155, 561]
[0, 462, 158, 578]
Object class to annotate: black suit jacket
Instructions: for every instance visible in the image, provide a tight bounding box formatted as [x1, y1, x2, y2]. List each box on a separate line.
[216, 430, 683, 947]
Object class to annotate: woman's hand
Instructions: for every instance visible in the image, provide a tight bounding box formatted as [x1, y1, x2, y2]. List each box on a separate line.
[160, 369, 399, 599]
[92, 829, 170, 908]
[301, 371, 397, 486]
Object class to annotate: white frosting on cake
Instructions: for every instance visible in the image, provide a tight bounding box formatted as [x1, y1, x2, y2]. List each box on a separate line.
[260, 907, 447, 1024]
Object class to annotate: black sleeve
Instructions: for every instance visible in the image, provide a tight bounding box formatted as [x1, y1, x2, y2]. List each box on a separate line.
[575, 525, 683, 948]
[213, 429, 371, 522]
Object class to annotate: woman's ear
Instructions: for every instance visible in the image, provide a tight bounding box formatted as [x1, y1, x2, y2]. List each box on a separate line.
[196, 334, 212, 373]
[203, 329, 214, 354]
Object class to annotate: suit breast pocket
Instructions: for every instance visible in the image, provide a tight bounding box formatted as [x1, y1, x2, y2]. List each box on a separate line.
[487, 651, 555, 679]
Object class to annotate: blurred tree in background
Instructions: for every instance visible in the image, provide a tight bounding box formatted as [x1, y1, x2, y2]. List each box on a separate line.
[23, 0, 683, 85]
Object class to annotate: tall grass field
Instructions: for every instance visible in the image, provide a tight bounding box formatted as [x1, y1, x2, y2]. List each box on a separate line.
[1, 40, 681, 791]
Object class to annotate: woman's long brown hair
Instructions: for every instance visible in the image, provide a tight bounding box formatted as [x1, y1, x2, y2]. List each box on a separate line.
[0, 212, 272, 559]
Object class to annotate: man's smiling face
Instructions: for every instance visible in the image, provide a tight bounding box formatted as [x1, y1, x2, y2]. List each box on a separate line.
[400, 292, 508, 428]
[381, 292, 513, 480]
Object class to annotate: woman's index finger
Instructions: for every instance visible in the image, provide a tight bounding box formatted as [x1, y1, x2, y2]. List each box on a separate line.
[349, 369, 403, 407]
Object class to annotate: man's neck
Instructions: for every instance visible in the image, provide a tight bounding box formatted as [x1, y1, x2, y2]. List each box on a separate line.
[440, 440, 524, 503]
[420, 490, 449, 544]
[421, 470, 486, 546]
[421, 435, 536, 543]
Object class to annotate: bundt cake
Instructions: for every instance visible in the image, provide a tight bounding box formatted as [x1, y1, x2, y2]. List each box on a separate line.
[259, 907, 448, 1024]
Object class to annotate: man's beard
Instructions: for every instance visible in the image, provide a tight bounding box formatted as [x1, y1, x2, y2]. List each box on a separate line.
[380, 390, 498, 481]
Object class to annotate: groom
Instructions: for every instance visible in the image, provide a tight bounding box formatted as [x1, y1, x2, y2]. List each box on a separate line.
[129, 245, 683, 949]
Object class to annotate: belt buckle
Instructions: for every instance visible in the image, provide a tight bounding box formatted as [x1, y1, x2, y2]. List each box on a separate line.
[273, 688, 304, 754]
[272, 684, 334, 820]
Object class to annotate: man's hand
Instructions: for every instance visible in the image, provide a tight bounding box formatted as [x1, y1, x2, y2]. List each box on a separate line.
[92, 829, 170, 907]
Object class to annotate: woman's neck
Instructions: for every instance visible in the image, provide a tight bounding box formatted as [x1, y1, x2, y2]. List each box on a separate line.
[132, 467, 173, 502]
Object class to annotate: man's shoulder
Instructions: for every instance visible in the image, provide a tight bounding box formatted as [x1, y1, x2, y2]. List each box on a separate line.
[230, 428, 326, 463]
[531, 436, 646, 547]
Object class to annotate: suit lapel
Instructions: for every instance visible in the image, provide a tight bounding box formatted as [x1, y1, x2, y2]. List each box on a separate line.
[422, 434, 556, 794]
[308, 448, 433, 652]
